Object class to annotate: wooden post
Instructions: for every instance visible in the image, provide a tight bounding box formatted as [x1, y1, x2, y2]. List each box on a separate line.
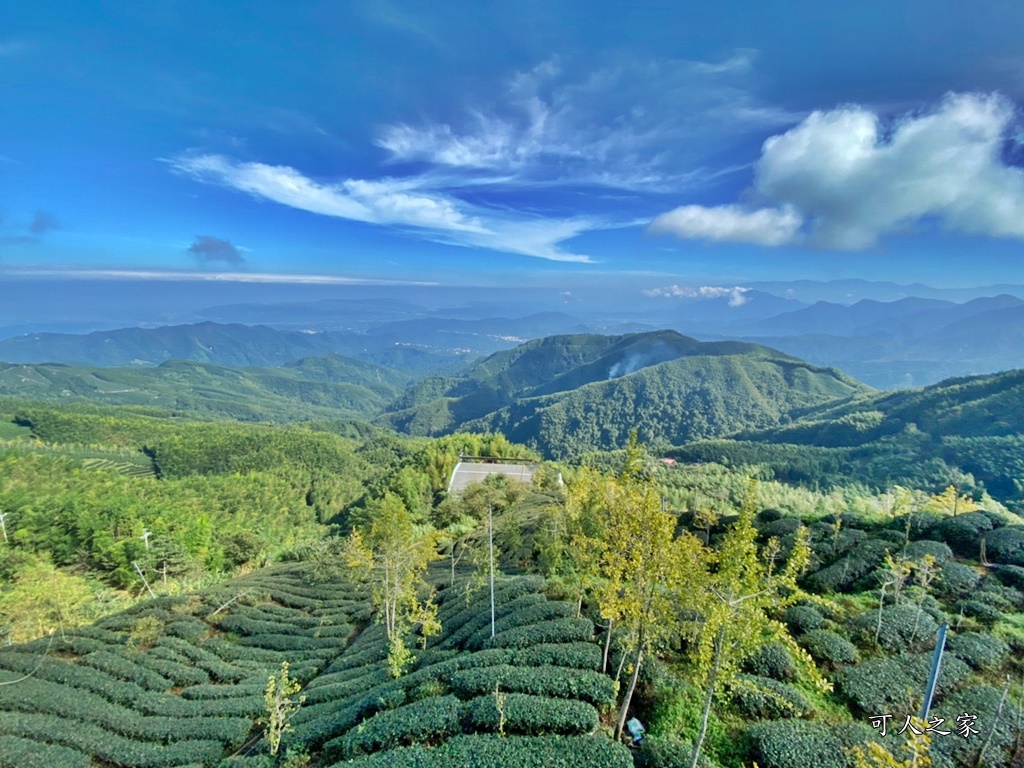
[133, 561, 156, 598]
[489, 504, 495, 639]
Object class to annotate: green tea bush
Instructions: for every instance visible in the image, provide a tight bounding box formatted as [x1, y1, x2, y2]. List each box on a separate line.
[638, 736, 713, 768]
[782, 605, 823, 635]
[81, 651, 174, 691]
[799, 630, 858, 667]
[958, 599, 1003, 624]
[936, 512, 994, 557]
[513, 642, 602, 671]
[450, 665, 616, 707]
[731, 674, 809, 719]
[984, 526, 1024, 566]
[948, 631, 1009, 670]
[467, 693, 598, 735]
[216, 615, 310, 637]
[993, 564, 1024, 589]
[0, 712, 226, 767]
[805, 555, 877, 593]
[930, 685, 1017, 768]
[491, 618, 594, 649]
[936, 561, 980, 597]
[972, 588, 1016, 611]
[326, 733, 633, 768]
[466, 601, 574, 650]
[904, 539, 954, 563]
[847, 604, 937, 652]
[163, 617, 209, 643]
[439, 593, 548, 651]
[835, 653, 969, 715]
[742, 642, 795, 681]
[0, 735, 93, 768]
[180, 681, 265, 700]
[302, 669, 393, 705]
[236, 634, 338, 652]
[329, 694, 465, 758]
[747, 721, 847, 768]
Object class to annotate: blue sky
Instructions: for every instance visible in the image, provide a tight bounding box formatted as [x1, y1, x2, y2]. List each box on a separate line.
[4, 1, 1024, 290]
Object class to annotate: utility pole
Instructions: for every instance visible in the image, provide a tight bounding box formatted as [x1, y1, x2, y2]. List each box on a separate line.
[489, 504, 495, 639]
[0, 512, 8, 544]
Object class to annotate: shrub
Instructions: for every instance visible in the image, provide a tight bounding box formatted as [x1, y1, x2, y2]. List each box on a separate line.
[328, 695, 465, 758]
[466, 601, 575, 650]
[450, 665, 616, 707]
[491, 618, 594, 649]
[948, 631, 1009, 670]
[747, 721, 847, 768]
[805, 554, 877, 593]
[931, 685, 1019, 768]
[958, 599, 1003, 625]
[81, 651, 174, 692]
[0, 735, 92, 768]
[972, 589, 1016, 611]
[936, 512, 994, 557]
[835, 653, 970, 715]
[0, 712, 226, 767]
[467, 693, 599, 735]
[984, 526, 1024, 566]
[993, 564, 1024, 589]
[513, 642, 602, 671]
[904, 539, 954, 563]
[328, 734, 633, 768]
[800, 630, 858, 667]
[742, 642, 795, 681]
[639, 736, 713, 768]
[760, 518, 803, 538]
[731, 674, 809, 719]
[782, 605, 823, 635]
[847, 604, 938, 652]
[936, 561, 980, 597]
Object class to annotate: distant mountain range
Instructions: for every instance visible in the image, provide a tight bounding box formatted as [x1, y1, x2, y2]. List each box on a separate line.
[0, 354, 411, 422]
[737, 294, 1024, 388]
[378, 330, 870, 458]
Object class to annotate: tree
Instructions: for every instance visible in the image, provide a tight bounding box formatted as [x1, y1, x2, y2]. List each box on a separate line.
[262, 661, 305, 757]
[565, 465, 704, 741]
[685, 499, 832, 768]
[344, 492, 441, 675]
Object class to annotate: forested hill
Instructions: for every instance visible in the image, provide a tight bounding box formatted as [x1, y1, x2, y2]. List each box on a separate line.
[0, 321, 462, 375]
[379, 330, 871, 458]
[674, 368, 1024, 507]
[0, 354, 411, 422]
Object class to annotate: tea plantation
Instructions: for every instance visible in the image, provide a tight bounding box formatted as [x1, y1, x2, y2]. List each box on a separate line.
[0, 567, 629, 767]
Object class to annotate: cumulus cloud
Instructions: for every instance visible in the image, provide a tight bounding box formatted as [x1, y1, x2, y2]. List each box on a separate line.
[187, 235, 244, 265]
[649, 204, 801, 246]
[29, 210, 60, 235]
[169, 153, 593, 262]
[650, 92, 1024, 249]
[643, 284, 750, 306]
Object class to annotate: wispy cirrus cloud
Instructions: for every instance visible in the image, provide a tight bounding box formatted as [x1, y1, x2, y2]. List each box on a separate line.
[375, 52, 798, 192]
[169, 153, 594, 262]
[651, 92, 1024, 249]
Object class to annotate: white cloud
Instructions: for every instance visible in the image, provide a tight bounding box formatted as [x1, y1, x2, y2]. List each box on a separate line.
[375, 52, 785, 192]
[168, 153, 592, 262]
[1, 266, 438, 285]
[648, 204, 802, 246]
[0, 40, 30, 57]
[643, 284, 750, 306]
[650, 92, 1024, 249]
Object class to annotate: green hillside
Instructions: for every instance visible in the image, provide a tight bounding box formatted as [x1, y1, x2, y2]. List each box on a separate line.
[673, 368, 1024, 506]
[0, 354, 412, 423]
[381, 330, 870, 458]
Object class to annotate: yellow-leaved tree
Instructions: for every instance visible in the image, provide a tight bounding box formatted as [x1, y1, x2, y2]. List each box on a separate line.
[563, 439, 705, 742]
[344, 492, 441, 677]
[685, 485, 833, 768]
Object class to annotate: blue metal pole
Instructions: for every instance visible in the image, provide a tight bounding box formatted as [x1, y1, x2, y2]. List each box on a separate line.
[920, 623, 948, 719]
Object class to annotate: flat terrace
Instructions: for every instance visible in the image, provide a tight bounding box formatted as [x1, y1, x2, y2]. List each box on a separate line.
[446, 456, 537, 494]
